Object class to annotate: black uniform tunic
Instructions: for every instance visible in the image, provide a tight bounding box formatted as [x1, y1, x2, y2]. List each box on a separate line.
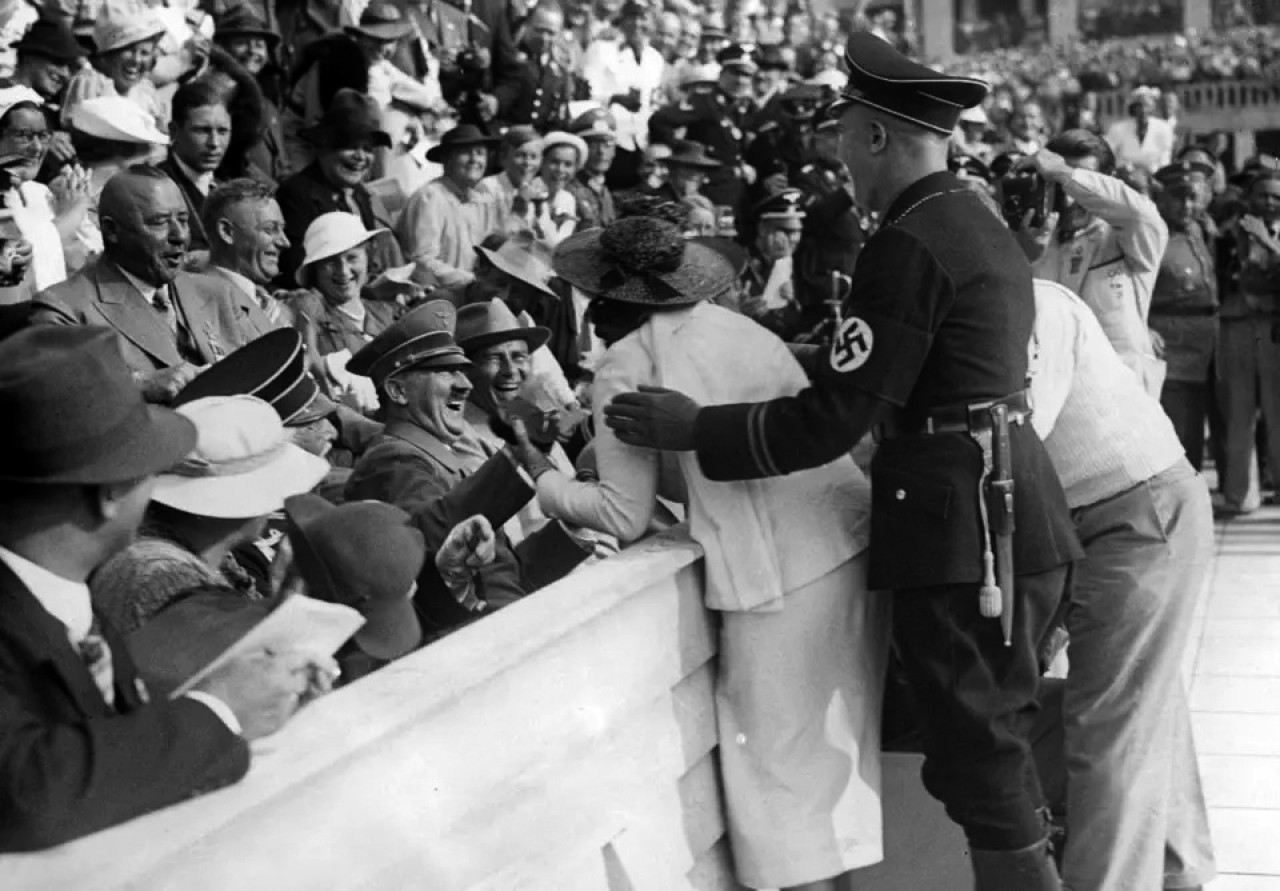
[694, 171, 1081, 591]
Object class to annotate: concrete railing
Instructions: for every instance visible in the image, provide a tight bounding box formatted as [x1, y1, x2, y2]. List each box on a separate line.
[1098, 78, 1280, 131]
[0, 529, 968, 891]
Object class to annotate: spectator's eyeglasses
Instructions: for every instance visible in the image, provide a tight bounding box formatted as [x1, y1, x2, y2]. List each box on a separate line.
[3, 129, 50, 146]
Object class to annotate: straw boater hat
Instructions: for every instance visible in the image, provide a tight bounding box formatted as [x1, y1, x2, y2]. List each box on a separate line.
[0, 326, 196, 484]
[149, 395, 330, 520]
[455, 299, 551, 354]
[296, 212, 388, 288]
[540, 130, 588, 167]
[553, 216, 736, 306]
[285, 493, 426, 660]
[93, 0, 166, 56]
[174, 329, 338, 426]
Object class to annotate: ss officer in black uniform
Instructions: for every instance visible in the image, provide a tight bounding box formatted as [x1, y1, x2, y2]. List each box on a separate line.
[495, 2, 576, 133]
[649, 43, 759, 213]
[743, 82, 824, 207]
[605, 34, 1081, 890]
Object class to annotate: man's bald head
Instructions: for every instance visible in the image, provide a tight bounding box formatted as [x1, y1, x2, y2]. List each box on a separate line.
[99, 166, 191, 286]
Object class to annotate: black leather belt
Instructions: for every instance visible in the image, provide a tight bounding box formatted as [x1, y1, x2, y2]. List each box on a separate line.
[876, 391, 1032, 441]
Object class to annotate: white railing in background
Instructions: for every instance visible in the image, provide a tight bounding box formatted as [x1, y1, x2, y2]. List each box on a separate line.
[0, 530, 967, 891]
[1097, 77, 1280, 131]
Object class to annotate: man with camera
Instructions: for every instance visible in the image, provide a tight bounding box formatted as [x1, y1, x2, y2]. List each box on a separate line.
[1009, 130, 1169, 398]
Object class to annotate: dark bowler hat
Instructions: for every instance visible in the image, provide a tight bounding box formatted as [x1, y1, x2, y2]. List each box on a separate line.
[456, 299, 551, 355]
[1154, 159, 1214, 190]
[16, 13, 84, 64]
[716, 43, 758, 73]
[349, 299, 472, 384]
[425, 124, 500, 163]
[285, 493, 425, 660]
[754, 188, 807, 226]
[666, 140, 721, 169]
[215, 7, 281, 49]
[345, 0, 415, 42]
[174, 329, 337, 426]
[0, 326, 196, 484]
[301, 88, 392, 150]
[831, 33, 989, 135]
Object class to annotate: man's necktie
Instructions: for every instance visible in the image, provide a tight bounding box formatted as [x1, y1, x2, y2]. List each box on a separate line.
[152, 286, 178, 335]
[256, 286, 281, 326]
[78, 616, 116, 710]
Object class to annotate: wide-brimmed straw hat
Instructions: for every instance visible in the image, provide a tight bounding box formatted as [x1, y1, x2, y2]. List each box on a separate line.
[475, 239, 557, 297]
[301, 89, 392, 151]
[296, 212, 388, 288]
[0, 326, 196, 485]
[344, 0, 415, 42]
[425, 123, 500, 163]
[456, 299, 551, 354]
[175, 329, 338, 426]
[69, 95, 169, 144]
[94, 1, 166, 55]
[285, 493, 424, 660]
[150, 395, 330, 519]
[553, 217, 736, 306]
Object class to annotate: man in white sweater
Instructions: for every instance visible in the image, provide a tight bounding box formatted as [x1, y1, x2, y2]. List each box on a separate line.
[1029, 278, 1215, 891]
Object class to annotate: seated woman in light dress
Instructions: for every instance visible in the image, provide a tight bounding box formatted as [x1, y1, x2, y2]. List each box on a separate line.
[524, 216, 890, 891]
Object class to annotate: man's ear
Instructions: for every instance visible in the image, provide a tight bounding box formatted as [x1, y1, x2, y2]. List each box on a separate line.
[382, 375, 410, 406]
[92, 478, 143, 523]
[869, 120, 889, 155]
[215, 217, 236, 247]
[99, 214, 119, 244]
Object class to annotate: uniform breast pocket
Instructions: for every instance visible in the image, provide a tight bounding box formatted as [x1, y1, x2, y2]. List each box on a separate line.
[873, 467, 954, 520]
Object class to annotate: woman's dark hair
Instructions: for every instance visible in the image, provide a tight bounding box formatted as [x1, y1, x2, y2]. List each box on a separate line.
[1045, 129, 1116, 177]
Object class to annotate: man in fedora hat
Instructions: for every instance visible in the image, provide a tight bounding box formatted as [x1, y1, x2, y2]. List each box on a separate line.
[345, 300, 592, 637]
[345, 0, 442, 116]
[606, 33, 1081, 887]
[31, 165, 275, 404]
[0, 325, 315, 851]
[214, 8, 289, 182]
[397, 124, 502, 289]
[657, 139, 719, 212]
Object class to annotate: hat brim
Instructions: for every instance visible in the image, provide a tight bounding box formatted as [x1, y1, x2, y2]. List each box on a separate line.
[151, 443, 330, 519]
[0, 404, 197, 485]
[289, 389, 340, 426]
[353, 593, 422, 659]
[667, 156, 721, 170]
[300, 120, 393, 151]
[425, 136, 499, 162]
[575, 129, 618, 143]
[553, 231, 736, 306]
[297, 228, 388, 287]
[216, 27, 281, 48]
[459, 326, 551, 355]
[476, 246, 558, 298]
[96, 26, 166, 56]
[17, 39, 84, 64]
[345, 23, 415, 41]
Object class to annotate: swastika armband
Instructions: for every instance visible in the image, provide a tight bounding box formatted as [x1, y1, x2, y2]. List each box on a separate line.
[823, 311, 933, 407]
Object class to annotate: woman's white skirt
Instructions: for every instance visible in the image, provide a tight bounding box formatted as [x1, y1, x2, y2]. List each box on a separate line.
[716, 551, 890, 889]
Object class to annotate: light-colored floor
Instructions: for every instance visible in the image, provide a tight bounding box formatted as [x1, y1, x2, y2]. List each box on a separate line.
[1187, 506, 1280, 889]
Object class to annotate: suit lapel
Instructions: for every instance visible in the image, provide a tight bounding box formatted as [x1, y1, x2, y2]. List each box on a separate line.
[170, 274, 223, 363]
[0, 563, 113, 718]
[92, 259, 184, 367]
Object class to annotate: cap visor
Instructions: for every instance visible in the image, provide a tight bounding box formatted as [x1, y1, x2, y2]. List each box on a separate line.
[151, 443, 331, 519]
[353, 595, 421, 660]
[289, 390, 340, 426]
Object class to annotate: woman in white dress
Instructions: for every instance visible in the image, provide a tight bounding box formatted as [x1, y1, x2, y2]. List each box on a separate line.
[528, 216, 890, 891]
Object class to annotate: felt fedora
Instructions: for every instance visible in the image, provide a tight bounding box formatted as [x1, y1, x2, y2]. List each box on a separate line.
[301, 88, 392, 151]
[16, 13, 84, 64]
[175, 329, 338, 426]
[345, 0, 415, 42]
[150, 395, 330, 519]
[475, 239, 558, 298]
[0, 326, 196, 484]
[285, 493, 425, 660]
[425, 124, 500, 163]
[665, 140, 721, 169]
[349, 300, 471, 383]
[214, 7, 280, 49]
[456, 299, 551, 355]
[553, 216, 735, 306]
